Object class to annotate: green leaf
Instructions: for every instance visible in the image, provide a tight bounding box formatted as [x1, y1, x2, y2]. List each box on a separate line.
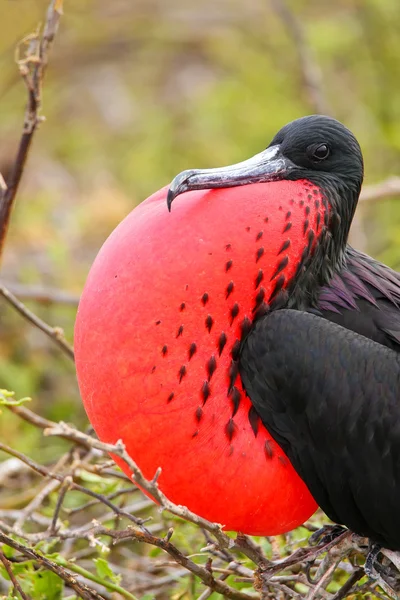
[94, 557, 121, 584]
[32, 570, 63, 600]
[0, 389, 31, 406]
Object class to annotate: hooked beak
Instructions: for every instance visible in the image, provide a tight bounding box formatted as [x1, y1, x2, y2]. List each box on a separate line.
[167, 145, 297, 211]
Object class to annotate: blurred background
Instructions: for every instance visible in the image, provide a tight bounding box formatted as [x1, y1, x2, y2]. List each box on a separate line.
[0, 0, 399, 459]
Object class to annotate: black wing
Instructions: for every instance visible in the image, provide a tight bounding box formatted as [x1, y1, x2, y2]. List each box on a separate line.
[240, 309, 400, 550]
[315, 246, 400, 350]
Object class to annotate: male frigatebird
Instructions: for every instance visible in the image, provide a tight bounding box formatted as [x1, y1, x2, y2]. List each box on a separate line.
[75, 115, 400, 555]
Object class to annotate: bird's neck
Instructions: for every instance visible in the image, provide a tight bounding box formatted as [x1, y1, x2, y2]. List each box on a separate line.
[284, 176, 360, 310]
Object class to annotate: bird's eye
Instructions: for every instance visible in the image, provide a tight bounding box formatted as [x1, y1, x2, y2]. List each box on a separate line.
[312, 144, 330, 161]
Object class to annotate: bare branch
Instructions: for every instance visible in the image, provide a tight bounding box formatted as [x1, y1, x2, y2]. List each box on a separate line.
[49, 475, 72, 534]
[0, 0, 63, 262]
[0, 550, 32, 600]
[330, 568, 364, 600]
[350, 176, 400, 250]
[3, 403, 400, 599]
[0, 531, 105, 600]
[0, 283, 74, 360]
[43, 421, 246, 555]
[0, 440, 148, 528]
[7, 404, 91, 446]
[90, 525, 256, 600]
[360, 176, 400, 203]
[2, 282, 80, 305]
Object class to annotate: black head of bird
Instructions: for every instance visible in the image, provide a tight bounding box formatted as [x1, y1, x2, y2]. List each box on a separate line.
[168, 114, 365, 306]
[269, 115, 364, 215]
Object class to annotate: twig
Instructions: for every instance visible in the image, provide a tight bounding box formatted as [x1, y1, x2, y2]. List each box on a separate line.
[4, 404, 400, 599]
[14, 478, 62, 535]
[0, 0, 63, 262]
[7, 404, 89, 446]
[55, 554, 139, 600]
[235, 533, 270, 566]
[259, 531, 351, 578]
[0, 441, 148, 528]
[197, 571, 229, 600]
[2, 281, 80, 305]
[270, 0, 330, 114]
[43, 422, 243, 555]
[65, 486, 141, 516]
[0, 550, 32, 600]
[310, 533, 354, 583]
[305, 560, 337, 600]
[0, 283, 74, 359]
[92, 525, 256, 600]
[12, 448, 73, 533]
[0, 531, 106, 600]
[330, 568, 364, 600]
[49, 474, 73, 534]
[360, 176, 400, 203]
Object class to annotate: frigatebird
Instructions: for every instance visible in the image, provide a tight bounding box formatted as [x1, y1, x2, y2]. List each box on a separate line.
[167, 115, 400, 555]
[75, 115, 400, 560]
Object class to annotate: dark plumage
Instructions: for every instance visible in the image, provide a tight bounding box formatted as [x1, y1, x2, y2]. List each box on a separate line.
[239, 309, 400, 549]
[316, 246, 400, 350]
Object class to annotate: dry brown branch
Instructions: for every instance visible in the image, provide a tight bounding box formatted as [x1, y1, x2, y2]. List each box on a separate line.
[0, 532, 105, 600]
[43, 421, 265, 561]
[7, 403, 90, 445]
[92, 526, 256, 600]
[330, 569, 365, 600]
[0, 0, 63, 262]
[0, 550, 32, 600]
[0, 283, 74, 360]
[0, 441, 148, 529]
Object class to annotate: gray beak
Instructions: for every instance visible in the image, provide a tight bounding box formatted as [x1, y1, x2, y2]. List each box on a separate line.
[167, 145, 296, 211]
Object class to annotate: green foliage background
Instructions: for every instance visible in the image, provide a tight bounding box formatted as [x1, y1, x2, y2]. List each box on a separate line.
[0, 1, 399, 596]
